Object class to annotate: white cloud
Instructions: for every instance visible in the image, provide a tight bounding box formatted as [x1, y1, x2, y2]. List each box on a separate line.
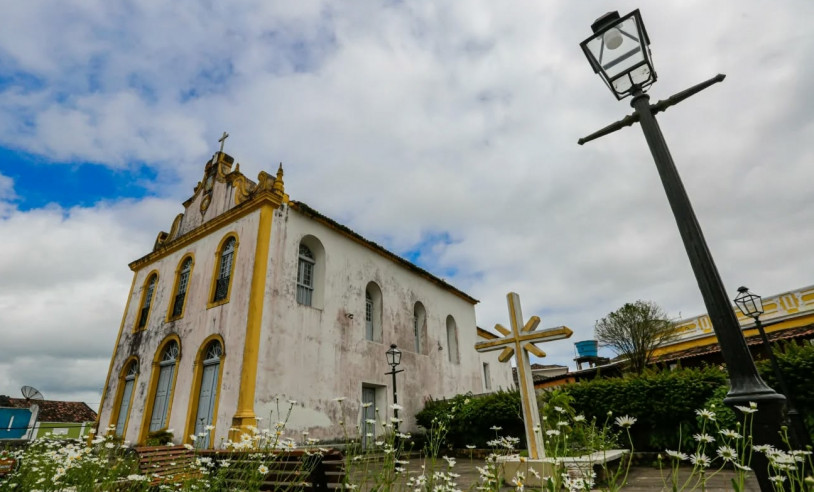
[0, 186, 179, 404]
[0, 1, 813, 402]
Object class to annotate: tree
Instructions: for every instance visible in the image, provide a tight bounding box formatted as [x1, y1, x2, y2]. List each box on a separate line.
[595, 300, 677, 374]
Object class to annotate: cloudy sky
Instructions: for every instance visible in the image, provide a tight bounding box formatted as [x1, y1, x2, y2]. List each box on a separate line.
[1, 1, 812, 407]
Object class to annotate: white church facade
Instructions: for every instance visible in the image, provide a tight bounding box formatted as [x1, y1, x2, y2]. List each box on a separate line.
[95, 150, 512, 447]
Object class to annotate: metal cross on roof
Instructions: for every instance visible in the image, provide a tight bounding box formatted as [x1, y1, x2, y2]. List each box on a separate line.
[218, 131, 229, 154]
[475, 292, 572, 459]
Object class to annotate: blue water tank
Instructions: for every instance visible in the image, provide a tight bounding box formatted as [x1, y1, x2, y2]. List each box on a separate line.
[575, 340, 598, 358]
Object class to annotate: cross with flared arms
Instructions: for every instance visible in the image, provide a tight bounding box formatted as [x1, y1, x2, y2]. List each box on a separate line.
[475, 292, 572, 459]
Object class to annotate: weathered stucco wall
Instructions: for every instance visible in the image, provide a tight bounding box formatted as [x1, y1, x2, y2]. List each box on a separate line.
[99, 209, 260, 445]
[253, 204, 512, 440]
[99, 161, 513, 447]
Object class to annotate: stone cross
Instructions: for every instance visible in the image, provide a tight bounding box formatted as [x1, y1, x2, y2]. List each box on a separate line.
[218, 131, 229, 153]
[475, 292, 572, 459]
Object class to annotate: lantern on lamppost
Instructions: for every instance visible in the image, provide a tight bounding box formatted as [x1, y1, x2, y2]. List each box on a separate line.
[578, 10, 789, 490]
[580, 10, 656, 100]
[734, 286, 811, 448]
[385, 344, 403, 435]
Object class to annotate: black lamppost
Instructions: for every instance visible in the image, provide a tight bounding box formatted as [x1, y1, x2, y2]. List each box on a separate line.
[579, 10, 788, 489]
[734, 286, 812, 449]
[385, 344, 403, 435]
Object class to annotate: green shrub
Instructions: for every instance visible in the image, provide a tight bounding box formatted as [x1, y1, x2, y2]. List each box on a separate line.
[756, 341, 814, 438]
[701, 384, 739, 431]
[145, 429, 174, 446]
[538, 388, 621, 456]
[564, 366, 727, 451]
[415, 390, 525, 449]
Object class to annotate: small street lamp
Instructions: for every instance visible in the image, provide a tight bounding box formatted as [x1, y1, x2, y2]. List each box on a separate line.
[734, 286, 812, 448]
[579, 10, 788, 489]
[385, 344, 404, 435]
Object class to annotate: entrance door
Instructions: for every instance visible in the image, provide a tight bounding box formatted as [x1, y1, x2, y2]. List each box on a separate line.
[193, 341, 222, 448]
[361, 387, 376, 448]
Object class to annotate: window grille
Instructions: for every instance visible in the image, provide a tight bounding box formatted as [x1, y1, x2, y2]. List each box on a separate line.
[171, 258, 192, 317]
[297, 244, 315, 306]
[138, 275, 157, 329]
[204, 340, 223, 361]
[213, 238, 235, 302]
[414, 315, 420, 352]
[365, 291, 374, 340]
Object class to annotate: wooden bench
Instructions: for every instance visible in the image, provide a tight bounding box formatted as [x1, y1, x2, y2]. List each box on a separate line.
[200, 448, 346, 491]
[134, 444, 201, 486]
[0, 457, 18, 478]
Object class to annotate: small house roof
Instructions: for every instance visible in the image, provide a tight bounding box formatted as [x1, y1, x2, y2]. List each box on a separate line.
[1, 397, 97, 423]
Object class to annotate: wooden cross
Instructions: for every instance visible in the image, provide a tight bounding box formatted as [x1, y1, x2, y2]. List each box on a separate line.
[218, 131, 229, 153]
[475, 292, 572, 459]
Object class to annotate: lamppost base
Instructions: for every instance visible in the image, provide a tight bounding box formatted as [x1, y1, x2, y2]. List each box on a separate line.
[724, 392, 790, 491]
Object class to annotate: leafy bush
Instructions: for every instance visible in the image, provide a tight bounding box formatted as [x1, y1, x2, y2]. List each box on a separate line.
[538, 388, 621, 456]
[701, 384, 739, 431]
[564, 366, 727, 451]
[145, 429, 174, 446]
[756, 341, 814, 438]
[415, 390, 525, 449]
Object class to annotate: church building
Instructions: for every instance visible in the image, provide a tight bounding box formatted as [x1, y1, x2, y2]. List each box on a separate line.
[95, 149, 512, 447]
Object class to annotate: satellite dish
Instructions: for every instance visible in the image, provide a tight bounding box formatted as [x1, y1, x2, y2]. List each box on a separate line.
[21, 386, 44, 400]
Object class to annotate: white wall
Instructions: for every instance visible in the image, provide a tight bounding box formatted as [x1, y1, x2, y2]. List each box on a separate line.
[252, 204, 509, 440]
[99, 209, 260, 445]
[100, 179, 513, 446]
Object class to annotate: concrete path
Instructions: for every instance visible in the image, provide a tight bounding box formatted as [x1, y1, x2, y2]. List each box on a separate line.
[350, 458, 761, 490]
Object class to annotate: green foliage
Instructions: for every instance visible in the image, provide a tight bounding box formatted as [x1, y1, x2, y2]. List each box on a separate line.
[5, 436, 147, 491]
[595, 300, 677, 374]
[538, 388, 621, 456]
[415, 390, 525, 449]
[564, 366, 727, 451]
[145, 429, 174, 446]
[701, 384, 739, 432]
[755, 341, 814, 437]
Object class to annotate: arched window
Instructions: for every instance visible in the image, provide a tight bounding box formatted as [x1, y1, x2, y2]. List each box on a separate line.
[137, 273, 158, 330]
[169, 256, 193, 320]
[297, 244, 315, 306]
[149, 340, 179, 432]
[414, 302, 426, 353]
[113, 359, 138, 438]
[365, 282, 383, 342]
[295, 236, 325, 308]
[209, 235, 238, 307]
[191, 340, 223, 448]
[446, 315, 459, 364]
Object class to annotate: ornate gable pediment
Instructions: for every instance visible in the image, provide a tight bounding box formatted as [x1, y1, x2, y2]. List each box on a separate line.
[152, 151, 288, 252]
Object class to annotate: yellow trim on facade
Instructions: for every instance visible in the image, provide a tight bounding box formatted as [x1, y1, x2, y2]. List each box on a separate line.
[138, 334, 183, 444]
[183, 334, 226, 448]
[166, 253, 196, 322]
[92, 272, 138, 440]
[107, 356, 140, 440]
[133, 270, 160, 333]
[130, 191, 286, 273]
[231, 204, 274, 433]
[654, 312, 814, 357]
[206, 233, 240, 309]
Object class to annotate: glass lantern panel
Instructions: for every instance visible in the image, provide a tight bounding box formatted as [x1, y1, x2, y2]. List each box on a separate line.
[745, 295, 763, 315]
[629, 64, 652, 85]
[585, 15, 646, 81]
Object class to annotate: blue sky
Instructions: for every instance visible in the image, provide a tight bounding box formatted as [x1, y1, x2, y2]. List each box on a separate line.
[0, 148, 159, 210]
[0, 1, 812, 405]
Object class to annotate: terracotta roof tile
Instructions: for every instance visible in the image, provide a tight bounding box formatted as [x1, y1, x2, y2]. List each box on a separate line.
[2, 398, 97, 423]
[657, 324, 814, 363]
